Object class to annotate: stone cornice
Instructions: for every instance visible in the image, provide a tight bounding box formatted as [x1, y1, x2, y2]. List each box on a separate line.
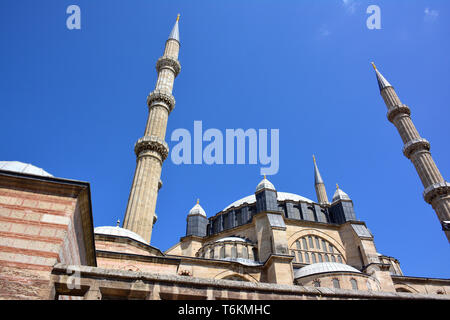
[156, 55, 181, 77]
[51, 264, 450, 300]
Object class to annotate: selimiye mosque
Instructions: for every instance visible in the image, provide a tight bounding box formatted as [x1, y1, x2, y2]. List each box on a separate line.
[0, 16, 449, 300]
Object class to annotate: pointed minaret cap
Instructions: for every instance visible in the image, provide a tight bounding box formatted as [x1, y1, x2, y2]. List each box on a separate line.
[168, 14, 180, 42]
[313, 155, 324, 185]
[332, 183, 351, 202]
[371, 62, 392, 91]
[256, 175, 276, 192]
[188, 199, 206, 217]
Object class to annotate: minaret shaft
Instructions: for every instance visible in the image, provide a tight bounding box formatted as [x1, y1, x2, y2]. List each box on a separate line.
[122, 22, 181, 244]
[376, 72, 450, 241]
[315, 184, 329, 205]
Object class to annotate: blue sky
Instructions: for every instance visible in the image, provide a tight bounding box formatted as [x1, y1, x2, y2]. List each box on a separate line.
[1, 1, 449, 278]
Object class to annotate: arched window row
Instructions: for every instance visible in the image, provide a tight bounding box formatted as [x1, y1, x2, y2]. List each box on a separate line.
[290, 235, 345, 265]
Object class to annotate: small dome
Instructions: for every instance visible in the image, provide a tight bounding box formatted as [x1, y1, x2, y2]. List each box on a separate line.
[215, 236, 249, 243]
[94, 226, 147, 244]
[294, 262, 361, 279]
[188, 201, 206, 217]
[332, 185, 351, 202]
[0, 161, 53, 177]
[256, 176, 276, 192]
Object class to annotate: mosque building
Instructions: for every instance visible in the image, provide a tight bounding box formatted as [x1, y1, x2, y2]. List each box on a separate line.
[0, 16, 448, 300]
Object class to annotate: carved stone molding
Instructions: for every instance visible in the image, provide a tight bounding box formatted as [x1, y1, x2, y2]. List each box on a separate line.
[387, 104, 411, 123]
[402, 138, 430, 159]
[423, 181, 450, 204]
[156, 56, 181, 77]
[134, 136, 169, 161]
[147, 89, 175, 113]
[158, 179, 163, 190]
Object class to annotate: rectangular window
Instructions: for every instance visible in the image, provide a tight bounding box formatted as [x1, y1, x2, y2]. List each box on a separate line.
[308, 236, 314, 248]
[318, 254, 323, 263]
[304, 252, 310, 263]
[296, 240, 301, 250]
[298, 251, 303, 263]
[302, 238, 308, 249]
[331, 255, 336, 262]
[315, 237, 320, 249]
[311, 253, 316, 263]
[324, 254, 329, 262]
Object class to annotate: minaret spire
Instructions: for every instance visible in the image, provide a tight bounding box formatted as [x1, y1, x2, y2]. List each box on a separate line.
[313, 155, 329, 204]
[372, 63, 450, 241]
[168, 14, 180, 42]
[122, 16, 182, 243]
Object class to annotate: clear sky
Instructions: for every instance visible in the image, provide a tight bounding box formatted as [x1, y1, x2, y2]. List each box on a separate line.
[1, 1, 449, 278]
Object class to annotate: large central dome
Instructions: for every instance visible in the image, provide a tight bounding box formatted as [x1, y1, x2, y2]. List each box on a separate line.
[223, 192, 314, 211]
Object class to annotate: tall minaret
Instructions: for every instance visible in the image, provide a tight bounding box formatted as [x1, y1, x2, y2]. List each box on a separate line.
[122, 15, 182, 243]
[313, 155, 329, 204]
[372, 63, 450, 241]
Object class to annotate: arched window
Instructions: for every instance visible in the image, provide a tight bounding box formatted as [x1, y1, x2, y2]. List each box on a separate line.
[367, 280, 372, 291]
[332, 278, 340, 289]
[231, 245, 237, 259]
[209, 248, 214, 259]
[350, 278, 358, 290]
[220, 246, 225, 259]
[242, 246, 248, 259]
[290, 235, 345, 265]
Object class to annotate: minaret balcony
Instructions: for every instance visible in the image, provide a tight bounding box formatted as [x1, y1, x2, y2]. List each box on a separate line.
[155, 55, 181, 77]
[386, 104, 411, 123]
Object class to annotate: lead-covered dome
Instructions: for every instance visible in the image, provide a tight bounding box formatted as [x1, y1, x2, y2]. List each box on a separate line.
[256, 176, 276, 192]
[294, 262, 360, 279]
[0, 161, 53, 177]
[332, 185, 351, 202]
[223, 192, 313, 211]
[94, 226, 147, 244]
[188, 201, 206, 217]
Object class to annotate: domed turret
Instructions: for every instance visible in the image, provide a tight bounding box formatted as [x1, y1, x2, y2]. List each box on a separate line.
[332, 184, 351, 202]
[256, 175, 276, 192]
[186, 199, 207, 237]
[188, 199, 206, 217]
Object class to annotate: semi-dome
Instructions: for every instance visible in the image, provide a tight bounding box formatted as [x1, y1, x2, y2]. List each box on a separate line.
[332, 184, 351, 202]
[294, 262, 361, 279]
[256, 176, 276, 192]
[94, 226, 147, 244]
[223, 192, 314, 211]
[188, 201, 206, 217]
[0, 161, 53, 177]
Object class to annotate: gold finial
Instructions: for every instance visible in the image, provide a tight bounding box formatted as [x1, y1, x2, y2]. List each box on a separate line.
[176, 13, 180, 22]
[313, 154, 316, 163]
[116, 219, 120, 227]
[196, 198, 199, 204]
[264, 174, 266, 179]
[371, 62, 377, 70]
[336, 183, 339, 189]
